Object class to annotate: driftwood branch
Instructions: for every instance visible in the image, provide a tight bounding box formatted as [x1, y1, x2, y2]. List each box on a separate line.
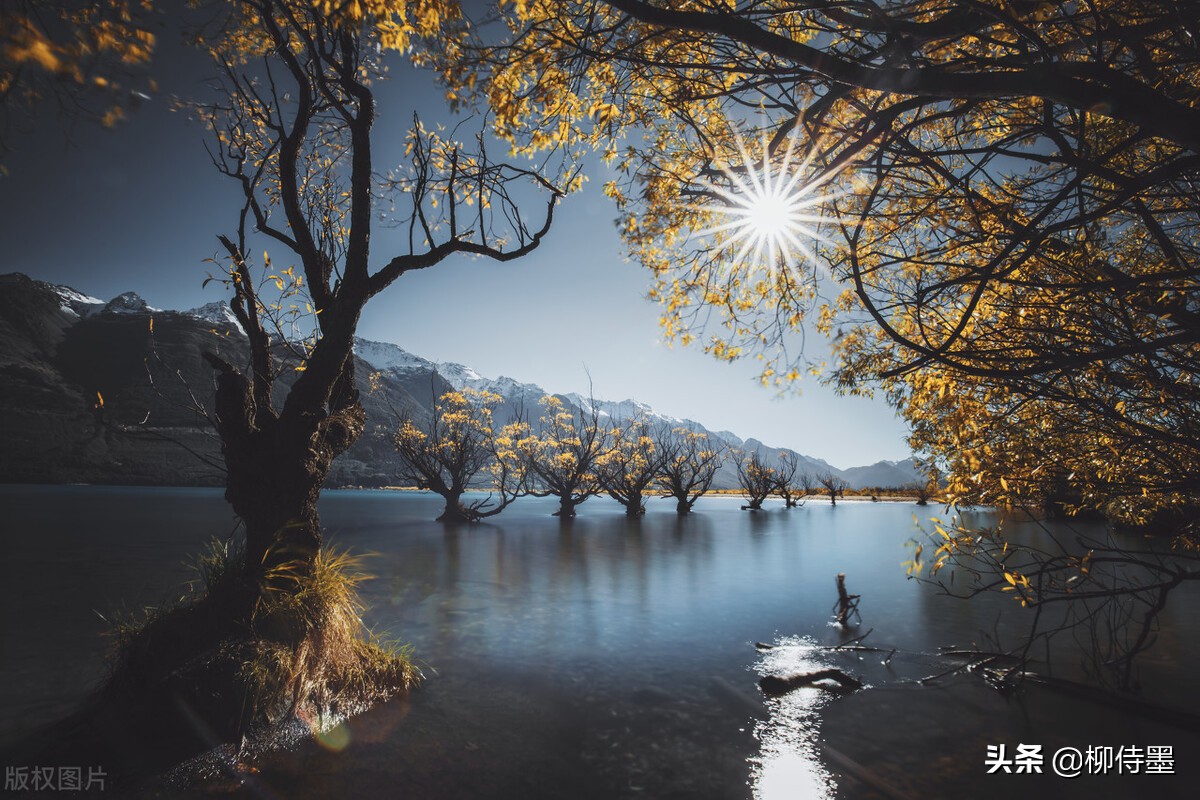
[833, 573, 862, 626]
[759, 668, 863, 696]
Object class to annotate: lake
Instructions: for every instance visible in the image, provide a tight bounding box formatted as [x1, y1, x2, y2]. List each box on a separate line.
[2, 485, 1198, 798]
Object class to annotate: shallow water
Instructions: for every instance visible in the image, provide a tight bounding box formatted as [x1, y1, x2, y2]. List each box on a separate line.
[2, 486, 1198, 798]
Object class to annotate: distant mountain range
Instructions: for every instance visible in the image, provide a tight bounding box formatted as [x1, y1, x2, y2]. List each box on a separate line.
[0, 272, 922, 490]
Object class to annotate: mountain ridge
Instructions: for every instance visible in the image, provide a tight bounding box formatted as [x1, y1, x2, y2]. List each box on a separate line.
[0, 273, 922, 490]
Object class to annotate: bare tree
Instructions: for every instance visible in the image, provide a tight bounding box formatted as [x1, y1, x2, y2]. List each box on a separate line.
[909, 463, 943, 505]
[816, 472, 848, 506]
[600, 416, 661, 517]
[654, 427, 724, 514]
[774, 451, 806, 508]
[737, 452, 777, 511]
[194, 0, 562, 582]
[394, 389, 528, 522]
[799, 471, 815, 501]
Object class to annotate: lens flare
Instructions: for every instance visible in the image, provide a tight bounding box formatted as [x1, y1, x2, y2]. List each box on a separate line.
[694, 131, 841, 282]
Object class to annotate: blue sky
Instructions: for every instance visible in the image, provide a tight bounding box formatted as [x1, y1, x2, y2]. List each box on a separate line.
[0, 29, 910, 469]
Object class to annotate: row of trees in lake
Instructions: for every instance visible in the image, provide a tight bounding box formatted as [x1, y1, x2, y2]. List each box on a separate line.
[9, 0, 1195, 705]
[391, 389, 859, 522]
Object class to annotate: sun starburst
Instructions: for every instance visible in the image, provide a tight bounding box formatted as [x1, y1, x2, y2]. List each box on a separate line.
[694, 131, 841, 283]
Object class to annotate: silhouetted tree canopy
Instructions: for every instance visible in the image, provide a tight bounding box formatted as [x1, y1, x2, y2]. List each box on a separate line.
[193, 0, 561, 578]
[466, 0, 1200, 535]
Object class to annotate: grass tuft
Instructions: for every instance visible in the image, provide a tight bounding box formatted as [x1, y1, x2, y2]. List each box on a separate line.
[239, 547, 420, 723]
[103, 539, 419, 749]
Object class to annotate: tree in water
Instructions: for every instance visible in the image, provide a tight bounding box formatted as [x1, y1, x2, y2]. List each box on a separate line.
[816, 471, 847, 506]
[394, 389, 529, 522]
[192, 0, 562, 583]
[654, 427, 724, 515]
[773, 451, 807, 508]
[600, 416, 662, 517]
[522, 395, 611, 517]
[474, 0, 1200, 533]
[77, 1, 565, 759]
[463, 0, 1200, 688]
[737, 452, 777, 511]
[910, 466, 940, 506]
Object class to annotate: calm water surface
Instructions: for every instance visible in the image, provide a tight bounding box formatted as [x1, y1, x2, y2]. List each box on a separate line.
[2, 486, 1198, 798]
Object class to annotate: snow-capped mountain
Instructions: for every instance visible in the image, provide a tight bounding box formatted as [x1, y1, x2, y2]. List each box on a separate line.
[433, 359, 486, 389]
[353, 337, 436, 374]
[0, 274, 922, 489]
[564, 393, 683, 424]
[356, 338, 917, 488]
[50, 285, 105, 318]
[48, 283, 161, 319]
[433, 354, 546, 401]
[185, 301, 244, 333]
[101, 291, 160, 315]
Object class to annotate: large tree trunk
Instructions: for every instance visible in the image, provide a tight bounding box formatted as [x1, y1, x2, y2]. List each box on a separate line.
[205, 351, 364, 581]
[625, 494, 646, 517]
[676, 496, 692, 515]
[553, 496, 578, 517]
[437, 491, 474, 523]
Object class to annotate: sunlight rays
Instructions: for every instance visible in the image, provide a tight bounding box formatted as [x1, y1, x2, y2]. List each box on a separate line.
[694, 131, 842, 284]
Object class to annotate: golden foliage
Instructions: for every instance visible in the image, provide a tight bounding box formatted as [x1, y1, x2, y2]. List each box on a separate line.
[469, 0, 1200, 527]
[520, 394, 614, 509]
[1, 1, 156, 158]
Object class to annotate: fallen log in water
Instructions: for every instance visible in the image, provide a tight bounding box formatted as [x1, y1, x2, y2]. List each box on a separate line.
[759, 669, 863, 696]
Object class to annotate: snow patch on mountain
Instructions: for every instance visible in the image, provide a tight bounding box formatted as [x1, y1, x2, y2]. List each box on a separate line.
[710, 430, 744, 447]
[50, 285, 105, 318]
[101, 291, 160, 315]
[185, 301, 244, 332]
[437, 361, 485, 389]
[562, 393, 687, 425]
[434, 360, 548, 401]
[471, 375, 547, 403]
[353, 337, 436, 374]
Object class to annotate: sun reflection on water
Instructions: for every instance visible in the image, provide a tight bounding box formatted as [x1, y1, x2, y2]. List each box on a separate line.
[751, 636, 838, 800]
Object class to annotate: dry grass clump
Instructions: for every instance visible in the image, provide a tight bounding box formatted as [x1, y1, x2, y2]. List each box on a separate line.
[104, 539, 418, 747]
[239, 547, 419, 724]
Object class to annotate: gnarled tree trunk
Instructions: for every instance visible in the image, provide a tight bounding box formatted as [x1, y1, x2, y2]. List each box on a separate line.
[554, 496, 579, 518]
[625, 494, 646, 517]
[437, 491, 473, 523]
[206, 349, 364, 581]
